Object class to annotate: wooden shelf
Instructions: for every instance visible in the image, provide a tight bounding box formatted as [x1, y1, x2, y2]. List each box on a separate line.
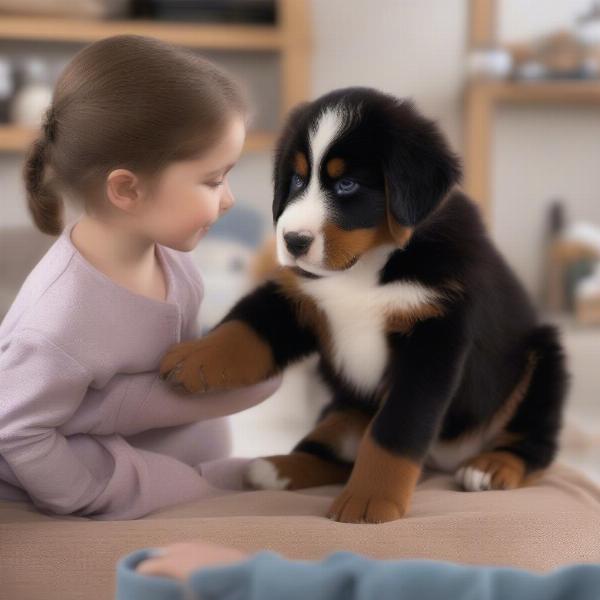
[0, 1, 310, 157]
[466, 80, 600, 104]
[464, 79, 600, 222]
[0, 125, 276, 154]
[0, 15, 282, 50]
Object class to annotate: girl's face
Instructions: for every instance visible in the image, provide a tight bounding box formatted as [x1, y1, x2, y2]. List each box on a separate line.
[140, 115, 246, 252]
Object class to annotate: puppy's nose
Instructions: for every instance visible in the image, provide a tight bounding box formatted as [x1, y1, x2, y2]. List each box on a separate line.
[284, 231, 314, 258]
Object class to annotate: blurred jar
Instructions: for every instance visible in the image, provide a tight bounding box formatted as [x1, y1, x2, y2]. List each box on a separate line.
[467, 47, 512, 80]
[0, 57, 15, 123]
[10, 58, 53, 128]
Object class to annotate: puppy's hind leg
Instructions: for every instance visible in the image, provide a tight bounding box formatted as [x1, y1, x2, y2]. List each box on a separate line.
[244, 408, 369, 491]
[456, 325, 568, 492]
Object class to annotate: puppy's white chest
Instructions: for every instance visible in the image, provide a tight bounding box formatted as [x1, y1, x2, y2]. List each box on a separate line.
[300, 258, 440, 395]
[320, 290, 388, 394]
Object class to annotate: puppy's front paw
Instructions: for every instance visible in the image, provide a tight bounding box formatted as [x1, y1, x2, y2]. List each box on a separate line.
[160, 321, 276, 395]
[327, 487, 406, 524]
[159, 339, 224, 394]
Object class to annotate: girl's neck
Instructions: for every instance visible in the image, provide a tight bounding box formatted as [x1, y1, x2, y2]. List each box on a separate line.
[70, 214, 168, 302]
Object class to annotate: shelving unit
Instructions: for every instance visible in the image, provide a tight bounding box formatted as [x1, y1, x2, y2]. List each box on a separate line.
[464, 0, 600, 222]
[0, 0, 310, 154]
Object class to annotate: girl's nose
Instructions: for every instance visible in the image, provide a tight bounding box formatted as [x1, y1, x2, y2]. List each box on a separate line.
[220, 181, 235, 214]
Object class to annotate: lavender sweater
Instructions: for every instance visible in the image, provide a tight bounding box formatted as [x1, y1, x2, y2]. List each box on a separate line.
[0, 222, 280, 520]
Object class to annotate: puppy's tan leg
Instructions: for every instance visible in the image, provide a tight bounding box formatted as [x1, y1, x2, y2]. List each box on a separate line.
[327, 427, 421, 524]
[245, 409, 369, 490]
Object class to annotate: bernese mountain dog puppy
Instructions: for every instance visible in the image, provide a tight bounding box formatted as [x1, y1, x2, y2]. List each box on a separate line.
[160, 87, 569, 524]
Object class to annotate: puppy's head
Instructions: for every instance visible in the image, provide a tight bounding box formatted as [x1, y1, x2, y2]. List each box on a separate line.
[273, 87, 461, 278]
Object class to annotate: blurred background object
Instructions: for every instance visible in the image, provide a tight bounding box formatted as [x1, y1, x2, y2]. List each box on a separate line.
[0, 0, 599, 480]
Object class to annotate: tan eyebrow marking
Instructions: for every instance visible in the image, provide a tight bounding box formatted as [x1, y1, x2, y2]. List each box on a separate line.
[294, 152, 309, 178]
[326, 158, 346, 178]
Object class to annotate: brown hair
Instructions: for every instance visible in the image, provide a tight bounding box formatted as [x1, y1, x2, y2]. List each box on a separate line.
[23, 34, 248, 236]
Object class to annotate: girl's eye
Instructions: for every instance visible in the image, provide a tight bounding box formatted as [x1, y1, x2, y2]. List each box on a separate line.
[205, 180, 225, 188]
[334, 178, 359, 196]
[289, 173, 304, 192]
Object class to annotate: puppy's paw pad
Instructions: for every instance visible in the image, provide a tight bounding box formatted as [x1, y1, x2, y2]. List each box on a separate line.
[327, 490, 405, 523]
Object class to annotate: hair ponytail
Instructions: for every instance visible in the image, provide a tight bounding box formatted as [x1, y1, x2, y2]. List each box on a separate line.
[23, 133, 63, 236]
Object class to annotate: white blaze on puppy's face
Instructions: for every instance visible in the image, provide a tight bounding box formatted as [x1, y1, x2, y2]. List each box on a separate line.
[276, 107, 346, 273]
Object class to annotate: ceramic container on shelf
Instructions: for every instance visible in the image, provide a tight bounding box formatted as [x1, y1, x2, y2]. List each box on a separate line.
[0, 56, 14, 123]
[466, 47, 513, 80]
[9, 57, 52, 128]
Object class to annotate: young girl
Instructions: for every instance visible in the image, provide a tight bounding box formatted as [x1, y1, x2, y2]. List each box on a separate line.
[0, 34, 280, 520]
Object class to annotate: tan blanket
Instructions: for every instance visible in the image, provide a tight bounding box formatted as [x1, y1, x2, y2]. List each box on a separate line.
[2, 463, 600, 600]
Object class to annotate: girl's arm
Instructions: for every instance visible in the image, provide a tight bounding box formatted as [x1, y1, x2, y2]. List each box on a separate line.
[117, 545, 600, 600]
[0, 330, 225, 519]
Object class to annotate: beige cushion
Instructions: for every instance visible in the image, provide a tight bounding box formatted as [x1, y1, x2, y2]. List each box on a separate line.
[2, 463, 599, 600]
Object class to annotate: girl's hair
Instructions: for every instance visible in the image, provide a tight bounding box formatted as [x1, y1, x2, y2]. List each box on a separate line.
[23, 34, 248, 235]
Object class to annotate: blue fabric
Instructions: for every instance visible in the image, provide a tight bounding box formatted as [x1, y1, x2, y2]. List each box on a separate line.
[116, 549, 185, 600]
[116, 549, 600, 600]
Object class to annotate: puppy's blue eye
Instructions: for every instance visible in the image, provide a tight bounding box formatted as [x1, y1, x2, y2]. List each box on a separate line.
[334, 178, 359, 196]
[290, 173, 304, 192]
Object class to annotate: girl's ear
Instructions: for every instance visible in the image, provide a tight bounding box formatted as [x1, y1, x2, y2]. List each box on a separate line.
[106, 169, 144, 214]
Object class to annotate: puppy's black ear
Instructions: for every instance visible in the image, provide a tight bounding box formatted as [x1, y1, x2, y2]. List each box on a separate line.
[272, 102, 310, 223]
[383, 100, 461, 228]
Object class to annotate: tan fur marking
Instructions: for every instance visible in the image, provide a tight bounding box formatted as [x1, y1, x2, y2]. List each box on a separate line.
[159, 320, 275, 394]
[326, 157, 346, 178]
[443, 352, 536, 455]
[302, 409, 371, 458]
[274, 268, 334, 357]
[462, 451, 527, 490]
[385, 303, 445, 334]
[322, 221, 392, 270]
[248, 453, 351, 490]
[383, 279, 464, 335]
[488, 352, 537, 440]
[294, 152, 309, 178]
[247, 411, 370, 491]
[454, 354, 540, 488]
[387, 218, 414, 247]
[328, 426, 421, 523]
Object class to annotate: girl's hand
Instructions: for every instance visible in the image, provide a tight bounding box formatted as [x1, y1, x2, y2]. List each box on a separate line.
[136, 541, 249, 581]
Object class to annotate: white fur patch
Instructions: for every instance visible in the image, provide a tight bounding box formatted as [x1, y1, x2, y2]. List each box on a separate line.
[277, 108, 346, 267]
[455, 466, 492, 492]
[300, 246, 440, 395]
[245, 458, 290, 490]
